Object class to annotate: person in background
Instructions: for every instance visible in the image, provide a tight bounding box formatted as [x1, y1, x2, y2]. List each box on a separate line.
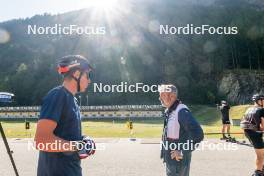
[218, 100, 231, 140]
[159, 84, 204, 176]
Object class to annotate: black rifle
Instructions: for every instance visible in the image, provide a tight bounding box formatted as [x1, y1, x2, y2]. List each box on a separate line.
[0, 122, 19, 176]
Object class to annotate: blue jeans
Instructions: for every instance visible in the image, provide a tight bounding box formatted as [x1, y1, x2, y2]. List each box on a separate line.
[165, 152, 192, 176]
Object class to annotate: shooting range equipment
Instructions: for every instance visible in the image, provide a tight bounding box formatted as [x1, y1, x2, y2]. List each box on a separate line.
[126, 120, 132, 130]
[25, 121, 30, 130]
[0, 123, 19, 176]
[0, 92, 19, 175]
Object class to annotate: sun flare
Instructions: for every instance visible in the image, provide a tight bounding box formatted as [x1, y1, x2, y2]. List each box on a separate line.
[82, 0, 119, 10]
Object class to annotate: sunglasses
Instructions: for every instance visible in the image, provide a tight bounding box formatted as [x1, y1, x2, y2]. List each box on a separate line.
[85, 71, 93, 80]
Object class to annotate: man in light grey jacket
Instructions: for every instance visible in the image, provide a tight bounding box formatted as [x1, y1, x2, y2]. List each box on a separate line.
[159, 84, 204, 176]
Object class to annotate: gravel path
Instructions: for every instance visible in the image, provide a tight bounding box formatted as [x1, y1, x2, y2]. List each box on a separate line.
[0, 138, 256, 176]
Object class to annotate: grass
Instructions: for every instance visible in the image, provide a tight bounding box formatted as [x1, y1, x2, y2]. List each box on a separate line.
[230, 105, 252, 119]
[0, 104, 251, 138]
[189, 105, 222, 125]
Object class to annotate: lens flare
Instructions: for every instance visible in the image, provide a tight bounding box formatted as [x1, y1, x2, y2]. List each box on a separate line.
[0, 28, 10, 44]
[82, 0, 118, 10]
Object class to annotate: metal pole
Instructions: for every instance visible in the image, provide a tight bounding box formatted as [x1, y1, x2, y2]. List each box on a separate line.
[0, 122, 19, 176]
[204, 132, 244, 135]
[86, 95, 88, 106]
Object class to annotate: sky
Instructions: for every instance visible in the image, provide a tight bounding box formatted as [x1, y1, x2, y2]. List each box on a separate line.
[0, 0, 119, 22]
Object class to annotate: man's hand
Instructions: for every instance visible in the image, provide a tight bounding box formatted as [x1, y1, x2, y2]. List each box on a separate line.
[170, 150, 183, 161]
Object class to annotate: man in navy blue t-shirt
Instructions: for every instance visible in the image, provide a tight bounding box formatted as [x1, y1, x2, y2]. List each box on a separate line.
[35, 55, 95, 176]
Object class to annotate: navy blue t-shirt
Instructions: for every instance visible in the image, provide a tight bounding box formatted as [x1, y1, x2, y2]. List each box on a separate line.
[37, 86, 83, 176]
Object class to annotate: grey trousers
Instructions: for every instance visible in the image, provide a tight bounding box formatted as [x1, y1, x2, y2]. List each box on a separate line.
[165, 152, 192, 176]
